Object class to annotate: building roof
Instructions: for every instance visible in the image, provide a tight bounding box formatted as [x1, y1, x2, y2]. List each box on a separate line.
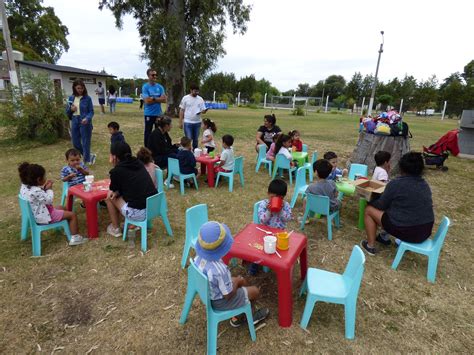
[16, 60, 116, 77]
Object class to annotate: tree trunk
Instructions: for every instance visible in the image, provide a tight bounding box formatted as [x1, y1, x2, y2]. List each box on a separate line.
[348, 132, 411, 176]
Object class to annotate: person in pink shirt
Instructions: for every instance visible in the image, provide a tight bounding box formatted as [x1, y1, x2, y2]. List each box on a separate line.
[265, 133, 281, 162]
[136, 147, 158, 188]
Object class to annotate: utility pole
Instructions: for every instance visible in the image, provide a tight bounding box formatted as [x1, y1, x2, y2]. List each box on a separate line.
[0, 0, 19, 86]
[367, 31, 384, 117]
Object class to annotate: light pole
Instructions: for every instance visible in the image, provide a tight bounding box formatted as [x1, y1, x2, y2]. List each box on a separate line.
[320, 79, 325, 109]
[367, 31, 384, 117]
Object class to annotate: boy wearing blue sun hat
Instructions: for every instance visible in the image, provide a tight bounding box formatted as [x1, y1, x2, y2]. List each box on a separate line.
[194, 221, 269, 327]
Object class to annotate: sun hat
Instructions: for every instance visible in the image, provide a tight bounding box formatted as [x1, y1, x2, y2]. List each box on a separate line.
[195, 221, 233, 261]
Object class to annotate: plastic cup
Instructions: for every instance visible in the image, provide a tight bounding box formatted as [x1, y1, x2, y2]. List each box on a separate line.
[202, 147, 208, 155]
[276, 232, 289, 250]
[263, 236, 277, 254]
[85, 175, 94, 183]
[209, 151, 215, 158]
[269, 196, 283, 213]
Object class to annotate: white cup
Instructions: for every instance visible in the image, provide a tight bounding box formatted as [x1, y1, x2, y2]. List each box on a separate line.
[85, 175, 94, 183]
[263, 236, 277, 254]
[194, 148, 202, 157]
[202, 147, 208, 155]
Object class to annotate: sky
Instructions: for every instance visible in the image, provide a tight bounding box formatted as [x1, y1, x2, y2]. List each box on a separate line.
[43, 0, 473, 91]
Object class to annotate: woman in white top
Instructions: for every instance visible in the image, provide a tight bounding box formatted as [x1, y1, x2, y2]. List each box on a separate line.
[201, 118, 217, 153]
[108, 85, 117, 114]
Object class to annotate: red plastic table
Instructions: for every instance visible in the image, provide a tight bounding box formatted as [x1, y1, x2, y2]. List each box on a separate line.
[222, 223, 308, 327]
[66, 179, 110, 239]
[195, 154, 220, 187]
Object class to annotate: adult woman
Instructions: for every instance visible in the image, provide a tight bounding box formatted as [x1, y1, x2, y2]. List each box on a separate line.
[147, 117, 179, 169]
[66, 79, 95, 164]
[108, 85, 117, 114]
[256, 114, 281, 152]
[360, 152, 434, 256]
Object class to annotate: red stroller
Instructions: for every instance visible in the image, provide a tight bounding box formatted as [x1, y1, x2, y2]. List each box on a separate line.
[423, 129, 460, 171]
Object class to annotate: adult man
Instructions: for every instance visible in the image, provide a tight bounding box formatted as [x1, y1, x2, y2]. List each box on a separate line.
[179, 84, 208, 150]
[142, 69, 167, 147]
[95, 82, 106, 114]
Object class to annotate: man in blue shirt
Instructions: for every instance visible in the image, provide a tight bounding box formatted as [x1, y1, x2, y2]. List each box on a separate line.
[142, 68, 167, 147]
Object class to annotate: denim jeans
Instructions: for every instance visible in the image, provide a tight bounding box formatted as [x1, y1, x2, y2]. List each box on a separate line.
[184, 122, 201, 150]
[109, 99, 116, 113]
[144, 115, 159, 147]
[71, 116, 93, 162]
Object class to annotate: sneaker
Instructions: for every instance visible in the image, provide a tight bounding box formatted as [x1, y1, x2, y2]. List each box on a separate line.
[69, 234, 88, 246]
[360, 240, 377, 256]
[89, 153, 97, 165]
[107, 224, 122, 238]
[394, 238, 402, 248]
[376, 234, 392, 246]
[164, 181, 175, 189]
[230, 314, 247, 328]
[230, 308, 270, 328]
[297, 216, 310, 225]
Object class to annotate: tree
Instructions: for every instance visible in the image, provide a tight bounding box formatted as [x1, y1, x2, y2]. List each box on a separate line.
[4, 0, 69, 63]
[398, 75, 417, 111]
[236, 75, 257, 100]
[295, 83, 310, 97]
[377, 94, 393, 111]
[201, 72, 237, 100]
[324, 75, 346, 100]
[462, 60, 474, 81]
[413, 75, 439, 112]
[345, 72, 363, 102]
[256, 78, 279, 97]
[99, 0, 251, 116]
[439, 73, 466, 117]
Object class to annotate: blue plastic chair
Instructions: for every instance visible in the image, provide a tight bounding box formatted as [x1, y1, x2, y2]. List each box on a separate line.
[252, 200, 264, 223]
[391, 216, 450, 283]
[60, 181, 69, 207]
[302, 144, 308, 153]
[166, 158, 198, 195]
[179, 261, 256, 355]
[300, 245, 366, 339]
[255, 144, 272, 176]
[300, 193, 340, 240]
[122, 192, 173, 252]
[215, 156, 244, 192]
[181, 204, 208, 268]
[155, 167, 164, 193]
[348, 163, 368, 181]
[304, 151, 318, 181]
[272, 154, 297, 185]
[290, 167, 309, 208]
[18, 195, 72, 257]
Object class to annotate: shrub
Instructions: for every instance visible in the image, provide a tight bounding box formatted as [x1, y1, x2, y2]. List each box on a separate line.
[219, 93, 234, 104]
[0, 70, 69, 143]
[250, 92, 263, 104]
[292, 106, 305, 116]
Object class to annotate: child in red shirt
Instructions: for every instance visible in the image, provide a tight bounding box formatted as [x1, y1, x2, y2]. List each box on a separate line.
[289, 130, 303, 152]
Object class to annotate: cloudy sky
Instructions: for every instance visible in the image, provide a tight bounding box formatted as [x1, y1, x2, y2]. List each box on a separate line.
[43, 0, 473, 91]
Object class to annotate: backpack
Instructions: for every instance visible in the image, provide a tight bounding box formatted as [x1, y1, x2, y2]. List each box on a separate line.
[374, 122, 391, 135]
[390, 122, 412, 138]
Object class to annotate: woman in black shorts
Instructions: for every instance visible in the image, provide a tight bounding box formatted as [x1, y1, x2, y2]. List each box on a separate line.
[361, 152, 434, 256]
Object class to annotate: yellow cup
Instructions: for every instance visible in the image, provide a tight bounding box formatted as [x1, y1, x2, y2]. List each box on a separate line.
[276, 232, 289, 251]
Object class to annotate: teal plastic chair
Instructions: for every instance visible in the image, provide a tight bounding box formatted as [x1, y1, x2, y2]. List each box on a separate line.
[300, 245, 366, 339]
[392, 216, 450, 283]
[122, 192, 173, 252]
[181, 204, 208, 268]
[215, 156, 244, 192]
[60, 181, 69, 207]
[272, 154, 297, 185]
[304, 151, 318, 181]
[252, 200, 265, 224]
[18, 195, 72, 257]
[255, 144, 272, 176]
[166, 158, 198, 195]
[302, 144, 308, 153]
[179, 261, 256, 355]
[155, 167, 164, 193]
[290, 167, 309, 208]
[300, 193, 340, 240]
[348, 163, 368, 181]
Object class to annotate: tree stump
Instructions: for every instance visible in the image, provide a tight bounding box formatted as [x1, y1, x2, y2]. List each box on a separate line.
[348, 132, 411, 175]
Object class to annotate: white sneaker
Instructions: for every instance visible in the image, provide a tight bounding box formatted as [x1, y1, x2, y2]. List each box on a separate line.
[164, 181, 175, 189]
[107, 224, 122, 238]
[297, 216, 310, 225]
[69, 234, 88, 246]
[89, 153, 97, 165]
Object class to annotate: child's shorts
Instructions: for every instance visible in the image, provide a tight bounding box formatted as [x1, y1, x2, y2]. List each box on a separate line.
[211, 287, 249, 311]
[214, 167, 231, 173]
[47, 205, 64, 223]
[120, 203, 146, 222]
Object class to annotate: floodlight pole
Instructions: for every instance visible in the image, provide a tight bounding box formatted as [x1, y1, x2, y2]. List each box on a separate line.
[367, 31, 384, 117]
[0, 0, 19, 86]
[213, 91, 216, 103]
[399, 98, 404, 114]
[264, 93, 267, 108]
[361, 97, 366, 115]
[320, 80, 325, 109]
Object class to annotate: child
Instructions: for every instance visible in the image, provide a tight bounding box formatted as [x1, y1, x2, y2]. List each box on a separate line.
[215, 134, 235, 173]
[289, 130, 303, 152]
[201, 118, 217, 153]
[265, 133, 281, 162]
[19, 162, 87, 246]
[108, 121, 126, 145]
[105, 142, 157, 237]
[257, 179, 292, 229]
[194, 221, 269, 327]
[137, 147, 159, 188]
[177, 137, 200, 186]
[275, 134, 295, 167]
[372, 151, 393, 246]
[61, 148, 90, 187]
[324, 151, 348, 180]
[303, 159, 341, 218]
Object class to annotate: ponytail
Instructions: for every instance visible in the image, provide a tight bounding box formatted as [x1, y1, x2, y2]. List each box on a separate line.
[203, 118, 217, 133]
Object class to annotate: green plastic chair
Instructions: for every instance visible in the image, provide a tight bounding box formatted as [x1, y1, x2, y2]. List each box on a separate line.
[300, 245, 366, 339]
[300, 193, 340, 240]
[179, 261, 256, 355]
[18, 195, 72, 256]
[166, 158, 198, 195]
[272, 154, 297, 185]
[215, 156, 244, 192]
[392, 216, 450, 283]
[290, 167, 309, 208]
[122, 192, 173, 252]
[181, 204, 208, 269]
[255, 144, 272, 176]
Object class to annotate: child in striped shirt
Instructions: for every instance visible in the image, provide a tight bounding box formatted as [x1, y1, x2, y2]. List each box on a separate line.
[61, 148, 90, 187]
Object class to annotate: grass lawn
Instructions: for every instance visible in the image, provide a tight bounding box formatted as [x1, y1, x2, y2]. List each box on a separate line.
[0, 105, 472, 353]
